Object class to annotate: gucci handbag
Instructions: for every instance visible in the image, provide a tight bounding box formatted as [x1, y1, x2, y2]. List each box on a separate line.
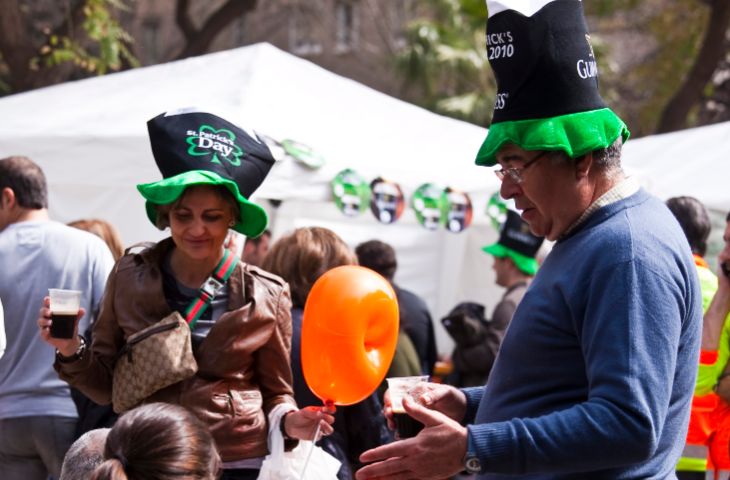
[111, 249, 239, 413]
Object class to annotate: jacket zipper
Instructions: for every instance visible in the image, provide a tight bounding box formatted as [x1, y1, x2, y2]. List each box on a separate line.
[117, 321, 183, 363]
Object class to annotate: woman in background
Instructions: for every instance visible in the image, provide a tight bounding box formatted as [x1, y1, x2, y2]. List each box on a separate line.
[262, 227, 391, 480]
[68, 219, 124, 261]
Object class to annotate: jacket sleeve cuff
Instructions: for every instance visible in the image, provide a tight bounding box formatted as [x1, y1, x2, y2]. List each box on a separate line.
[700, 350, 719, 365]
[466, 421, 513, 472]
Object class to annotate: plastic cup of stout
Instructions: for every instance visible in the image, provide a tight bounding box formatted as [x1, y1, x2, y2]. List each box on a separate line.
[386, 375, 429, 439]
[48, 289, 82, 339]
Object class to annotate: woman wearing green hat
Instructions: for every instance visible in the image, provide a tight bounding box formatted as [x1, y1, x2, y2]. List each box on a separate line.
[39, 110, 333, 480]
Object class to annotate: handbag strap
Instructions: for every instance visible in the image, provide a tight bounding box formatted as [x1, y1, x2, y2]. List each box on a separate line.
[184, 248, 239, 328]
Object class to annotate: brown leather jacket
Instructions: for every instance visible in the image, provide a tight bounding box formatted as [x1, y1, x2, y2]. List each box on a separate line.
[56, 238, 296, 461]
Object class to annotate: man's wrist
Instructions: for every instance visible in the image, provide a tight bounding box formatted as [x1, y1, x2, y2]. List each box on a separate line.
[463, 426, 483, 474]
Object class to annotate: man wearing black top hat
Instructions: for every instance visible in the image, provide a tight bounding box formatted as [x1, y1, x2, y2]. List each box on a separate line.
[357, 1, 701, 479]
[445, 211, 543, 388]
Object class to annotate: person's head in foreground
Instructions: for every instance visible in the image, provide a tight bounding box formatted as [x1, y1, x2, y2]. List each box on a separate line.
[59, 428, 111, 480]
[89, 403, 220, 480]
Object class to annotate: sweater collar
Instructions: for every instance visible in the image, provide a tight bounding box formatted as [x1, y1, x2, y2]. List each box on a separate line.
[560, 176, 639, 240]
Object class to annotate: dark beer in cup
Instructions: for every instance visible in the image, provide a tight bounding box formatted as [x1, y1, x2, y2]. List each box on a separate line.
[48, 289, 82, 339]
[393, 411, 423, 439]
[50, 312, 76, 339]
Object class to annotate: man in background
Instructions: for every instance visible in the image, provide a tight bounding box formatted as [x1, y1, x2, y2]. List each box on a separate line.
[0, 156, 114, 479]
[445, 210, 543, 387]
[667, 196, 729, 479]
[356, 240, 437, 377]
[242, 228, 271, 267]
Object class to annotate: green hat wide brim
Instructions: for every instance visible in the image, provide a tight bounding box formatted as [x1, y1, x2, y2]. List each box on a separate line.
[482, 243, 538, 276]
[476, 108, 630, 167]
[137, 170, 268, 238]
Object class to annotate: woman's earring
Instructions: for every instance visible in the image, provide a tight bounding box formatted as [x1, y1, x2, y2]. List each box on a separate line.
[229, 220, 235, 227]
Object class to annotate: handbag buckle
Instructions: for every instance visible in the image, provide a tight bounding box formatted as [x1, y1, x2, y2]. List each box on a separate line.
[201, 275, 225, 300]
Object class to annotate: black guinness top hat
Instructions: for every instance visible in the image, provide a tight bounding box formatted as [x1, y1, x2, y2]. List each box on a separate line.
[137, 110, 275, 237]
[482, 210, 544, 275]
[476, 0, 630, 166]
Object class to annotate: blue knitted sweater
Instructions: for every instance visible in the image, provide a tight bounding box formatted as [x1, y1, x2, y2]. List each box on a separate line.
[464, 189, 701, 479]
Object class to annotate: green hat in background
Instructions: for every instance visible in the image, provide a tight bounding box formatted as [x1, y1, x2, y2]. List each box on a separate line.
[476, 0, 630, 166]
[482, 210, 544, 275]
[138, 110, 275, 237]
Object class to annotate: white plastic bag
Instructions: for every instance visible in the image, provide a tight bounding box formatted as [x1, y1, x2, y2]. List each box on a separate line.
[258, 404, 341, 480]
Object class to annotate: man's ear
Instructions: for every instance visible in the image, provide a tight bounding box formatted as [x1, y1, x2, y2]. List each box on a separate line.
[574, 152, 593, 179]
[0, 187, 15, 209]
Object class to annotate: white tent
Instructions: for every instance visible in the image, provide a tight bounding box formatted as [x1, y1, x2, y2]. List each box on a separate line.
[621, 121, 730, 215]
[6, 42, 721, 356]
[0, 43, 502, 356]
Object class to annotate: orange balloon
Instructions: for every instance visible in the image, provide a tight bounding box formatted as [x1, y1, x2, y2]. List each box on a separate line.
[301, 265, 399, 406]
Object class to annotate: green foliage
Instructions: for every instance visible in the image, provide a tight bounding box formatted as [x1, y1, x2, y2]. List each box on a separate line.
[396, 0, 494, 126]
[585, 0, 642, 17]
[33, 0, 139, 75]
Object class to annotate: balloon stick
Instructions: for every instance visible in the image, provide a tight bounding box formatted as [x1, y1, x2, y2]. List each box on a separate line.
[299, 401, 334, 480]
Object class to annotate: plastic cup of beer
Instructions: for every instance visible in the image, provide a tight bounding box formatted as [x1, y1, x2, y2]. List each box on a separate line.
[386, 375, 429, 439]
[48, 289, 82, 339]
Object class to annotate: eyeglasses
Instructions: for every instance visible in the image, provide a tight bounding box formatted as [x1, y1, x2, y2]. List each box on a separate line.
[494, 150, 550, 184]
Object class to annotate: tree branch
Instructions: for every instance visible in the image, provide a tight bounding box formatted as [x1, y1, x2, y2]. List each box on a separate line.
[174, 0, 258, 60]
[175, 0, 196, 41]
[656, 0, 730, 132]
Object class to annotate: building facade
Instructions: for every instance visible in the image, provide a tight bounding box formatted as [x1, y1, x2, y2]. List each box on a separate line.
[124, 0, 420, 98]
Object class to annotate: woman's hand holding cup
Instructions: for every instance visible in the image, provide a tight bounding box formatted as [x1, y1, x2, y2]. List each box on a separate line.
[38, 293, 85, 356]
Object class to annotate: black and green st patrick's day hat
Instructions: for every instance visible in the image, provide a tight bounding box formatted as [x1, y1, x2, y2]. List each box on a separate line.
[137, 110, 275, 237]
[483, 209, 544, 275]
[476, 0, 630, 166]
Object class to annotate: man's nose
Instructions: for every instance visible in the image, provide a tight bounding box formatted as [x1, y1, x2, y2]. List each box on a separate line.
[499, 176, 521, 200]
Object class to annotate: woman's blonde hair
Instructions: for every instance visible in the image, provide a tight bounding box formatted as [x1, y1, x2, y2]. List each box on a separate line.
[68, 218, 124, 261]
[262, 227, 356, 308]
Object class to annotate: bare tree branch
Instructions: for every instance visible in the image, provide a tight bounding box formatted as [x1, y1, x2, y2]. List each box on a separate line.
[174, 0, 258, 60]
[175, 0, 196, 41]
[0, 0, 37, 91]
[656, 0, 730, 132]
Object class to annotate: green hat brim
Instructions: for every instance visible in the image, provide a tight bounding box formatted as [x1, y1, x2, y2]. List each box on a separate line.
[482, 243, 538, 276]
[475, 108, 630, 167]
[137, 170, 268, 238]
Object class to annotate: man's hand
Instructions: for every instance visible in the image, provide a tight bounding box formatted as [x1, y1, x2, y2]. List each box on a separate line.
[356, 397, 467, 480]
[383, 382, 467, 432]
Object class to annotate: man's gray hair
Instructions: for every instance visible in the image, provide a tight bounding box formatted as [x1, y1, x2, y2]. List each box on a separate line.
[59, 428, 110, 480]
[591, 137, 623, 171]
[546, 137, 623, 175]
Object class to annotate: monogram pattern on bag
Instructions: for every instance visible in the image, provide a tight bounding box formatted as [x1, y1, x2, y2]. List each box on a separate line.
[112, 313, 198, 413]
